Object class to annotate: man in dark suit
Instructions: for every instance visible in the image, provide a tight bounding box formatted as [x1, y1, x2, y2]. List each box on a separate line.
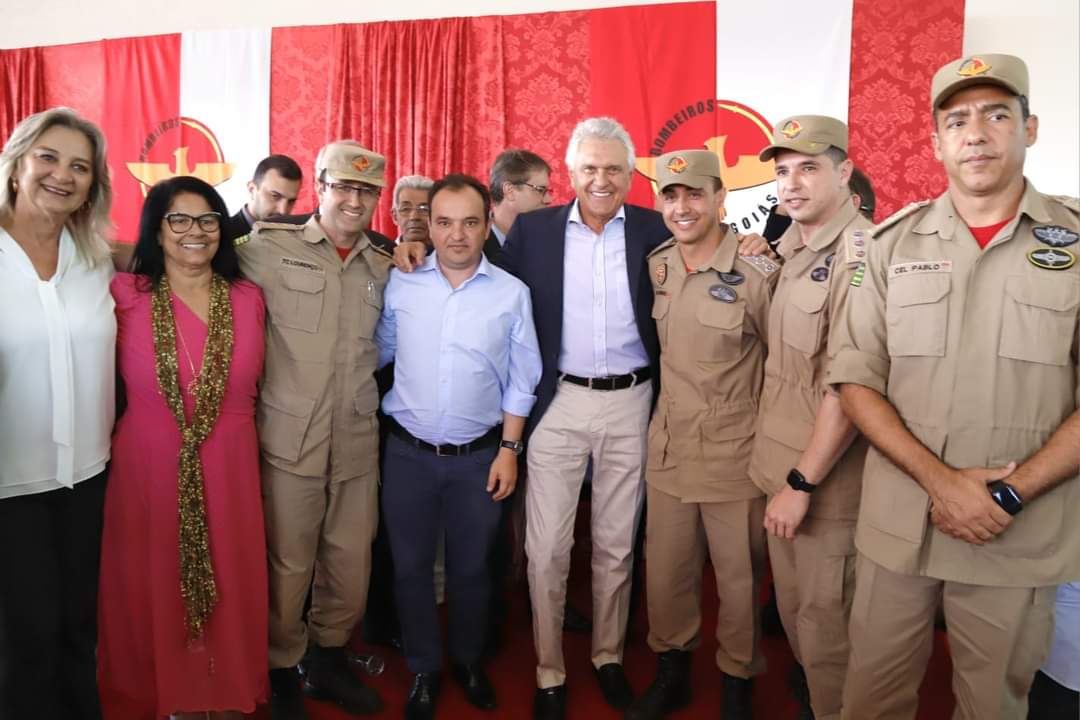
[225, 153, 302, 241]
[485, 149, 553, 262]
[502, 119, 668, 720]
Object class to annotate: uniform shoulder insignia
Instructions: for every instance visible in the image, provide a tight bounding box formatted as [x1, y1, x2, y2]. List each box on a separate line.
[871, 200, 931, 238]
[233, 233, 251, 247]
[840, 227, 872, 266]
[253, 220, 305, 232]
[648, 237, 677, 258]
[1048, 195, 1080, 215]
[737, 252, 781, 277]
[368, 242, 393, 260]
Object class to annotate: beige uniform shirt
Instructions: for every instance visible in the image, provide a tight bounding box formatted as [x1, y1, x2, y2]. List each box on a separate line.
[647, 229, 780, 503]
[749, 202, 871, 521]
[237, 217, 392, 479]
[828, 181, 1080, 586]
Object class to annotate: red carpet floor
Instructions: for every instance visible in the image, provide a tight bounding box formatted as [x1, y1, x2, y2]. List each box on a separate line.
[228, 568, 952, 720]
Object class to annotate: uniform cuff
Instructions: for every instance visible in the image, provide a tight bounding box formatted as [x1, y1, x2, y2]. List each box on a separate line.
[826, 349, 889, 396]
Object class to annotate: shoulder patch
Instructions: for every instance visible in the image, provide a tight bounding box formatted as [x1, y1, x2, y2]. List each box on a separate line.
[737, 253, 781, 277]
[841, 228, 871, 266]
[233, 233, 251, 247]
[871, 200, 931, 238]
[368, 242, 393, 260]
[252, 220, 306, 232]
[648, 237, 677, 258]
[1048, 194, 1080, 215]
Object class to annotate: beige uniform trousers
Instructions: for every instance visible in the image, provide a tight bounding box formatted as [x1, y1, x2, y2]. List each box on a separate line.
[767, 516, 857, 720]
[645, 485, 767, 679]
[842, 553, 1056, 720]
[262, 458, 379, 668]
[525, 379, 651, 689]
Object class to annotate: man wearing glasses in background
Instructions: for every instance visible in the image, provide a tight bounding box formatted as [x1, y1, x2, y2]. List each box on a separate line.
[486, 148, 553, 262]
[236, 140, 393, 720]
[390, 175, 435, 248]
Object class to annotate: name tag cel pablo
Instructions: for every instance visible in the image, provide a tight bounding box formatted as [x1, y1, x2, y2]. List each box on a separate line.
[889, 260, 953, 278]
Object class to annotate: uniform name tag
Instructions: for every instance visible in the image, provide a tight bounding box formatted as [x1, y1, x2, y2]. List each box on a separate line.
[280, 257, 324, 273]
[888, 260, 953, 278]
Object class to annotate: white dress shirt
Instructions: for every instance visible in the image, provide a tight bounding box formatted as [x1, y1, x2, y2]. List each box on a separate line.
[0, 227, 115, 498]
[558, 201, 648, 377]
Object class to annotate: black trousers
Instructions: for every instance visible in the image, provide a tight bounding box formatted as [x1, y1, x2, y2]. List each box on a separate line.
[1029, 670, 1079, 720]
[382, 435, 502, 673]
[0, 469, 107, 720]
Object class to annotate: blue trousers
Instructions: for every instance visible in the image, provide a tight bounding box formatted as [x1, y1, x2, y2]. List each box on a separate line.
[381, 434, 503, 672]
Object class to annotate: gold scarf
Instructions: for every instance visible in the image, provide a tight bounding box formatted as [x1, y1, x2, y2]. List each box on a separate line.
[150, 274, 234, 639]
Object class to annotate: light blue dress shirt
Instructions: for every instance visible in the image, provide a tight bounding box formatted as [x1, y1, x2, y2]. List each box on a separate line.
[376, 253, 542, 445]
[558, 200, 649, 377]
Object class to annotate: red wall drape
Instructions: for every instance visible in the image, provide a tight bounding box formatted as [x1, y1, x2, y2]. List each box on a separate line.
[0, 47, 45, 146]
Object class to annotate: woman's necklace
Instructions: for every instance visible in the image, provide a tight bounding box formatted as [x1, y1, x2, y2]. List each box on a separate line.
[174, 320, 201, 395]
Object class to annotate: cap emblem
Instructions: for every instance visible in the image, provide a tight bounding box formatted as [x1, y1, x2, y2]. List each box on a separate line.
[780, 120, 802, 139]
[957, 57, 992, 77]
[352, 156, 371, 172]
[666, 156, 688, 174]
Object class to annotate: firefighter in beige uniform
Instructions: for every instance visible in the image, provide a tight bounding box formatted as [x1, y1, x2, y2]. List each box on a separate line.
[627, 150, 779, 720]
[237, 141, 392, 718]
[828, 54, 1080, 720]
[747, 115, 870, 720]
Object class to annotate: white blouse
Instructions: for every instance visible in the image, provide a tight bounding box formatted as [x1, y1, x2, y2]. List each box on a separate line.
[0, 226, 115, 499]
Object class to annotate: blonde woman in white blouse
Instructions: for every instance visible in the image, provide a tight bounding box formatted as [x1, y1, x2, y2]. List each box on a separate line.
[0, 107, 115, 720]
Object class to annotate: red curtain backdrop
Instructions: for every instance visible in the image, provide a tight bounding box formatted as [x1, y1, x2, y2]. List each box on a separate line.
[8, 1, 966, 232]
[0, 47, 46, 145]
[848, 0, 964, 220]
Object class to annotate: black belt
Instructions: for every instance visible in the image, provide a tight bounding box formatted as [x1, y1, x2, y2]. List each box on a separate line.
[558, 367, 652, 391]
[385, 416, 501, 456]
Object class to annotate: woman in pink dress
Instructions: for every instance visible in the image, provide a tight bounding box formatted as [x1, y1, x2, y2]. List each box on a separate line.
[98, 176, 268, 719]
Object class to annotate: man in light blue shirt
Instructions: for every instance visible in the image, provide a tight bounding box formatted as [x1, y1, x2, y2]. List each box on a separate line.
[375, 174, 541, 720]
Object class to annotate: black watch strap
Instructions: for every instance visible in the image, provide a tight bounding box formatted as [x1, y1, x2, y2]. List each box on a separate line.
[987, 480, 1023, 515]
[786, 468, 816, 493]
[500, 439, 524, 455]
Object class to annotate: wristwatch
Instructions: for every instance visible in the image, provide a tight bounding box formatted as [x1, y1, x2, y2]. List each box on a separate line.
[500, 439, 524, 455]
[786, 468, 816, 493]
[987, 480, 1024, 515]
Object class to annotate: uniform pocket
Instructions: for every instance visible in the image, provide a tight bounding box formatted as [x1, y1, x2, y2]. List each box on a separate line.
[258, 389, 317, 462]
[886, 273, 950, 357]
[270, 269, 326, 333]
[696, 301, 744, 361]
[999, 275, 1079, 366]
[782, 280, 829, 354]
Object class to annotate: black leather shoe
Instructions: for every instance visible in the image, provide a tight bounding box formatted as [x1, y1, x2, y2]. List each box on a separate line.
[404, 672, 441, 720]
[720, 673, 753, 720]
[563, 603, 593, 634]
[787, 664, 815, 720]
[533, 685, 567, 720]
[595, 663, 634, 710]
[451, 662, 496, 710]
[625, 650, 692, 720]
[302, 645, 384, 715]
[269, 666, 310, 720]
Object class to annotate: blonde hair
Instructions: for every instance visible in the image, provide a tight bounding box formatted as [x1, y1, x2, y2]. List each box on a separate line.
[0, 107, 113, 266]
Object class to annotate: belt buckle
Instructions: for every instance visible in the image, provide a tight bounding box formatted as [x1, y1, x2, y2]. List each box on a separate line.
[628, 371, 637, 388]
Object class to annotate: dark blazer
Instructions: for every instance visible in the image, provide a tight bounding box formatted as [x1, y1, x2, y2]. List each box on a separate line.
[499, 203, 670, 436]
[483, 229, 503, 264]
[225, 208, 252, 244]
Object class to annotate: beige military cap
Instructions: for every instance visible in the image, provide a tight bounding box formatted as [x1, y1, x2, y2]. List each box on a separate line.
[758, 115, 848, 161]
[316, 141, 387, 187]
[930, 53, 1029, 109]
[655, 149, 723, 191]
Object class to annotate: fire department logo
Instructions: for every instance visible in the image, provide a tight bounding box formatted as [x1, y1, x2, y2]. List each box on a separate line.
[127, 117, 235, 196]
[638, 99, 778, 235]
[780, 120, 802, 139]
[666, 156, 688, 174]
[957, 57, 992, 77]
[352, 156, 371, 173]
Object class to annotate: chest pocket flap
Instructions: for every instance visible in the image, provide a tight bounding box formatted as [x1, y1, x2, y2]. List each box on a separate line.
[280, 269, 326, 293]
[272, 269, 327, 333]
[783, 281, 829, 354]
[696, 301, 744, 361]
[1000, 274, 1079, 366]
[887, 273, 951, 357]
